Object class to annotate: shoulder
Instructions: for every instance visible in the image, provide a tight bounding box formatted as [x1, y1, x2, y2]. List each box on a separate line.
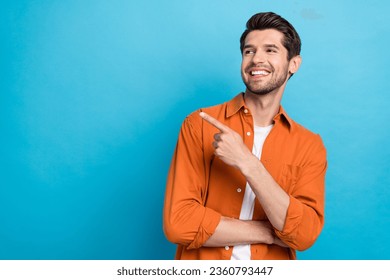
[289, 119, 327, 160]
[291, 119, 321, 139]
[184, 93, 242, 125]
[279, 106, 324, 149]
[184, 102, 227, 128]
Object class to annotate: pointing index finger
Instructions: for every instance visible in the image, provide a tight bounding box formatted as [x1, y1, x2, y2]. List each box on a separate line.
[199, 112, 230, 132]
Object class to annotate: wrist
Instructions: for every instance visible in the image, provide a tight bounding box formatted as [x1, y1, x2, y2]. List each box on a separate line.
[246, 220, 275, 245]
[239, 154, 262, 178]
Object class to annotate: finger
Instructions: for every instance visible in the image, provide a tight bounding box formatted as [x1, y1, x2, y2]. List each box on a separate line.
[199, 112, 230, 132]
[212, 141, 218, 149]
[214, 133, 222, 141]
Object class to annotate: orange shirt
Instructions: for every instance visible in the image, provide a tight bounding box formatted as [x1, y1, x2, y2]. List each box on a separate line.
[163, 93, 327, 260]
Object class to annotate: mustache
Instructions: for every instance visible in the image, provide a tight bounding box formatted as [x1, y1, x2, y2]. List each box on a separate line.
[245, 64, 274, 72]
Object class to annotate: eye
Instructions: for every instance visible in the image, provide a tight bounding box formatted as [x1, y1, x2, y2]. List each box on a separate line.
[244, 49, 255, 55]
[266, 48, 277, 53]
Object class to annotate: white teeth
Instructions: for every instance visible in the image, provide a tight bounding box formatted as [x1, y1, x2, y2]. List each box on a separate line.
[251, 70, 269, 76]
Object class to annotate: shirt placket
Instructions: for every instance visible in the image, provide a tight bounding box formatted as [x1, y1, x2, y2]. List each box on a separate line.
[241, 107, 254, 150]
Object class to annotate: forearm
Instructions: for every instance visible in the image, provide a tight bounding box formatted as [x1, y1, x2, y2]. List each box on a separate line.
[240, 155, 290, 231]
[203, 216, 285, 247]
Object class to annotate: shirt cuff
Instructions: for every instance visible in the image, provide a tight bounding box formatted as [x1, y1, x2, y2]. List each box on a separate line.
[186, 207, 222, 250]
[274, 196, 303, 242]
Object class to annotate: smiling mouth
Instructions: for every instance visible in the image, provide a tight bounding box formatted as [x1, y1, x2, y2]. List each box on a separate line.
[250, 70, 270, 77]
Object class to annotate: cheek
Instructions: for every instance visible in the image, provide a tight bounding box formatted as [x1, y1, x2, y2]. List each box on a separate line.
[241, 60, 251, 75]
[273, 60, 290, 74]
[240, 60, 245, 69]
[240, 63, 247, 75]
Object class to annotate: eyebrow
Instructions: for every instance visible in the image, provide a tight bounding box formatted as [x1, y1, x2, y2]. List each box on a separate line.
[243, 43, 280, 50]
[264, 44, 280, 49]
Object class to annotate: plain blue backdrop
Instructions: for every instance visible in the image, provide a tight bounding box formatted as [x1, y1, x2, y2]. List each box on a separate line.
[1, 0, 389, 260]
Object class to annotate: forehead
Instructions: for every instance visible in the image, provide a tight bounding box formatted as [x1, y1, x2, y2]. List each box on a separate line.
[244, 29, 285, 49]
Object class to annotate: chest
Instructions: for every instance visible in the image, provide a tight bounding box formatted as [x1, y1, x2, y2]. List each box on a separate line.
[203, 127, 302, 219]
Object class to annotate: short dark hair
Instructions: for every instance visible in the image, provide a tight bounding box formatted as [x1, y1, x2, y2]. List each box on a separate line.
[240, 12, 301, 60]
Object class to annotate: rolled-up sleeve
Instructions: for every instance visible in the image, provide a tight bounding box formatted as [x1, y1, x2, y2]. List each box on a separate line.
[163, 112, 221, 249]
[275, 134, 327, 251]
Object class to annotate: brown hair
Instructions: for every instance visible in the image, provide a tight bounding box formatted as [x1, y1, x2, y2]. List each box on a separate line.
[240, 12, 301, 60]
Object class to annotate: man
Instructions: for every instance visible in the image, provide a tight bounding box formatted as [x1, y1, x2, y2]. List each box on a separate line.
[163, 12, 327, 260]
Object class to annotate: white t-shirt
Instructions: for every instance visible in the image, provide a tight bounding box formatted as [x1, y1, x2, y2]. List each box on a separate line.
[231, 124, 273, 260]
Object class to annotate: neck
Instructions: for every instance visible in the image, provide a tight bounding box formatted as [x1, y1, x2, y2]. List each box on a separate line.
[244, 90, 283, 127]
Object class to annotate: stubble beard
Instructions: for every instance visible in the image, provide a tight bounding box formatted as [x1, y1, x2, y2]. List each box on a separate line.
[242, 68, 289, 96]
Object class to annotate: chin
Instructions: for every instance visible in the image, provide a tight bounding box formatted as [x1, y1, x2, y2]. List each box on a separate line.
[246, 87, 274, 96]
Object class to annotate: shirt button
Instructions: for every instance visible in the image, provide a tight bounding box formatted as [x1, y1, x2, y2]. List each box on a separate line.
[246, 131, 251, 136]
[225, 246, 230, 250]
[237, 188, 242, 193]
[243, 108, 249, 114]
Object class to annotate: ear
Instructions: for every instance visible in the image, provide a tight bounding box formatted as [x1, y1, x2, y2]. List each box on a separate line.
[288, 55, 302, 75]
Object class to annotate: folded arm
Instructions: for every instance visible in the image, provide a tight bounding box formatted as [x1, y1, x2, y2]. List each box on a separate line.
[203, 217, 288, 247]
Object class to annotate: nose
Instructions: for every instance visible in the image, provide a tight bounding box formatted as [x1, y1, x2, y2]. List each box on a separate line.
[252, 51, 266, 64]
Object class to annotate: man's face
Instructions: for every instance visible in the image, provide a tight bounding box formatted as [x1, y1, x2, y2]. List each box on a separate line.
[241, 29, 298, 96]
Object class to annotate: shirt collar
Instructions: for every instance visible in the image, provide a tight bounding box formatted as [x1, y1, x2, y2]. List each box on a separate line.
[226, 93, 295, 131]
[226, 93, 246, 117]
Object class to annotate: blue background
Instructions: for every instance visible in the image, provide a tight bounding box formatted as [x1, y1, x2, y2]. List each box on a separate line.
[1, 0, 389, 260]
